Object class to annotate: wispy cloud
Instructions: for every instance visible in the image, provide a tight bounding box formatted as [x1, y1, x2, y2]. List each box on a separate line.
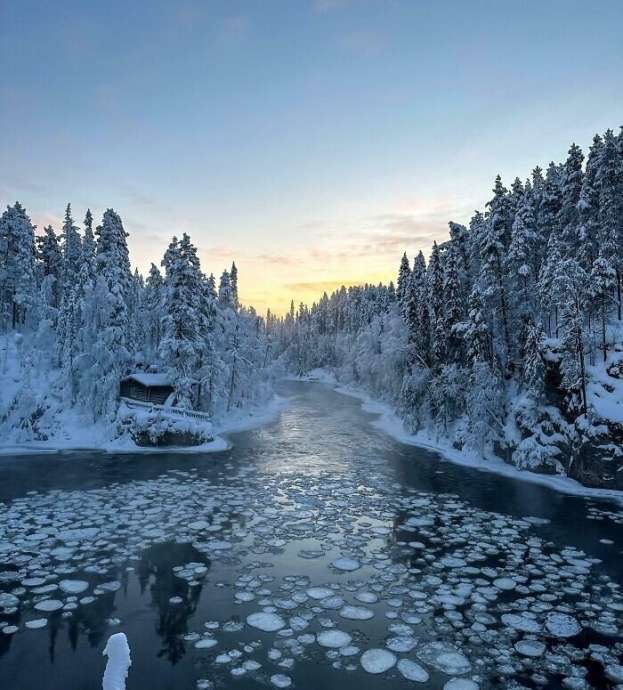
[312, 0, 351, 13]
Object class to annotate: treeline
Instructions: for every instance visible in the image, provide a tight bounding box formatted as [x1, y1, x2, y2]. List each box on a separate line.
[0, 203, 271, 421]
[273, 127, 623, 460]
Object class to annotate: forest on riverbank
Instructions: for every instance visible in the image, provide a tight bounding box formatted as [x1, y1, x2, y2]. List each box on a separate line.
[273, 127, 623, 489]
[1, 126, 622, 487]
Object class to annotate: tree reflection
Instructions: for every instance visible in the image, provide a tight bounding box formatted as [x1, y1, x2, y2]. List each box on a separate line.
[138, 543, 209, 664]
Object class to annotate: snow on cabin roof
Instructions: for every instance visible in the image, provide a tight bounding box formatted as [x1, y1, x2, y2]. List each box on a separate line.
[122, 372, 172, 388]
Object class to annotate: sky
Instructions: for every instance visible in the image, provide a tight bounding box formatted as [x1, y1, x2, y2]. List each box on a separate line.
[1, 0, 622, 315]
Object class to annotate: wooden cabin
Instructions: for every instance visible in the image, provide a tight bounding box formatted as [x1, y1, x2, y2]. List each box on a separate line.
[120, 373, 174, 405]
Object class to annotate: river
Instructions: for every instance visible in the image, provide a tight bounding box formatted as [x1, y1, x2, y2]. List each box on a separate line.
[1, 381, 622, 689]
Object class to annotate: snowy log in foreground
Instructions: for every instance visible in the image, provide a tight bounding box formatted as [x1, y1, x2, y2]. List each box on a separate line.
[102, 633, 131, 690]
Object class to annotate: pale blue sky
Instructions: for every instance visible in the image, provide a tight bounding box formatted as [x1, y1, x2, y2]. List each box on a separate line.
[1, 0, 622, 312]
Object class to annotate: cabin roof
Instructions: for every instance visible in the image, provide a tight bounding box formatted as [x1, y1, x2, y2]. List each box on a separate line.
[121, 372, 172, 388]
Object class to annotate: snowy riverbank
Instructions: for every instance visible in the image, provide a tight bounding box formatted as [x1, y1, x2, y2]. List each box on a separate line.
[291, 370, 623, 505]
[0, 394, 287, 457]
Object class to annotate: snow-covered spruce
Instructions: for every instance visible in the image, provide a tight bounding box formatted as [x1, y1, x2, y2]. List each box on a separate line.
[271, 126, 623, 489]
[0, 204, 273, 449]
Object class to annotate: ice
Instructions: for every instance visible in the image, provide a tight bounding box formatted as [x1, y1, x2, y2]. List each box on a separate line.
[545, 612, 581, 637]
[386, 636, 417, 652]
[270, 674, 292, 688]
[59, 579, 89, 594]
[332, 557, 361, 571]
[360, 648, 397, 674]
[501, 613, 542, 633]
[443, 680, 479, 690]
[605, 665, 623, 683]
[338, 605, 374, 620]
[355, 591, 378, 603]
[25, 618, 47, 629]
[34, 599, 63, 612]
[195, 638, 218, 649]
[417, 641, 471, 675]
[306, 587, 334, 600]
[317, 630, 352, 648]
[514, 640, 545, 657]
[246, 612, 286, 632]
[102, 633, 131, 690]
[0, 593, 19, 609]
[493, 577, 516, 590]
[397, 658, 429, 682]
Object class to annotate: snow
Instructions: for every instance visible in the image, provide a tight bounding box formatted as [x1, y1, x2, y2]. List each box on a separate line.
[121, 372, 170, 387]
[312, 376, 623, 505]
[360, 648, 397, 674]
[102, 633, 131, 690]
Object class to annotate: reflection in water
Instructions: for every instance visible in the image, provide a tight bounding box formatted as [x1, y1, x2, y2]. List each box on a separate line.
[0, 381, 621, 690]
[138, 543, 209, 664]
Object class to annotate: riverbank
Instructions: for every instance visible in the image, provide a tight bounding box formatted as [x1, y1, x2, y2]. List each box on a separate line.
[0, 394, 287, 457]
[291, 370, 623, 505]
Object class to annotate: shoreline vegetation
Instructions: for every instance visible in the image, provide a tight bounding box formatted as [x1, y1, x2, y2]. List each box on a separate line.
[1, 126, 623, 490]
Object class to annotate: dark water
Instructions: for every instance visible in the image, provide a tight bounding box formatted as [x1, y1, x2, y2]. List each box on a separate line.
[0, 381, 622, 690]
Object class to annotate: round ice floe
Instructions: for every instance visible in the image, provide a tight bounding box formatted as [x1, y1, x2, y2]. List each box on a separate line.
[501, 613, 541, 634]
[417, 641, 471, 675]
[397, 658, 429, 682]
[0, 592, 20, 609]
[605, 665, 623, 683]
[514, 640, 545, 657]
[25, 617, 48, 629]
[2, 625, 18, 635]
[34, 599, 63, 613]
[332, 557, 361, 572]
[246, 612, 286, 632]
[443, 680, 479, 690]
[270, 674, 292, 688]
[317, 630, 352, 648]
[493, 578, 516, 591]
[386, 636, 417, 652]
[544, 612, 581, 638]
[306, 587, 334, 600]
[360, 649, 397, 674]
[59, 580, 89, 594]
[195, 638, 218, 649]
[355, 591, 378, 604]
[339, 605, 374, 621]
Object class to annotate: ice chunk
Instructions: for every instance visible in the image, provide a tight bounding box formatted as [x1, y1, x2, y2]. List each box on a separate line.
[332, 557, 361, 572]
[34, 599, 63, 612]
[270, 674, 292, 688]
[195, 638, 218, 649]
[59, 579, 89, 594]
[306, 587, 334, 600]
[246, 612, 286, 632]
[339, 605, 374, 620]
[514, 640, 545, 657]
[317, 630, 352, 648]
[397, 658, 429, 682]
[417, 641, 471, 675]
[443, 680, 479, 690]
[545, 612, 581, 638]
[360, 649, 397, 674]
